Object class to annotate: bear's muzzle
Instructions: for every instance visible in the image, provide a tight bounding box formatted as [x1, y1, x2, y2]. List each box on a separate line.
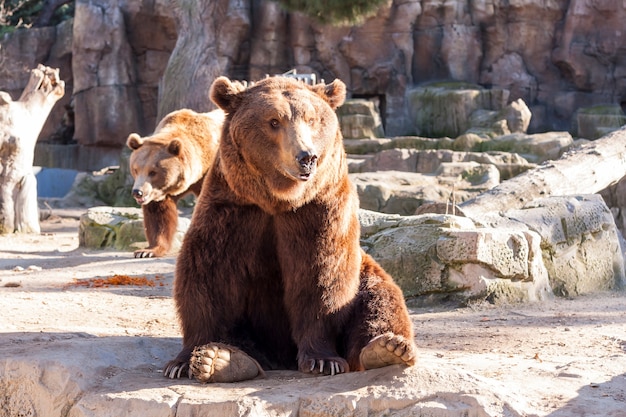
[296, 151, 318, 180]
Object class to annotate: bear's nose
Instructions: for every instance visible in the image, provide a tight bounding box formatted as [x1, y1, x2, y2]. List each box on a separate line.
[132, 189, 144, 198]
[296, 151, 318, 168]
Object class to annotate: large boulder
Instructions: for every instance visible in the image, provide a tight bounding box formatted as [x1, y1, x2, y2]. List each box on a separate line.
[406, 83, 510, 138]
[576, 104, 626, 140]
[337, 98, 385, 139]
[480, 131, 574, 163]
[78, 206, 189, 252]
[350, 164, 500, 215]
[505, 194, 626, 296]
[361, 211, 552, 303]
[349, 148, 534, 180]
[361, 194, 625, 303]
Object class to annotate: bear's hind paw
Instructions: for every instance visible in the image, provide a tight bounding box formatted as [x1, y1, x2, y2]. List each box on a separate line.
[360, 332, 417, 370]
[189, 343, 264, 383]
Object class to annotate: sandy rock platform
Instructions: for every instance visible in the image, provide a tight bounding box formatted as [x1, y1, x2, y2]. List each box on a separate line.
[1, 210, 625, 416]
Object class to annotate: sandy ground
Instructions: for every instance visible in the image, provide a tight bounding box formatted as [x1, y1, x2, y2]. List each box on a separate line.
[1, 210, 625, 416]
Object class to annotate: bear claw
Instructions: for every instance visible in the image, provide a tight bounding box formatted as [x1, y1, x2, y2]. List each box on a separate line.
[189, 343, 264, 383]
[360, 332, 417, 370]
[133, 249, 155, 258]
[303, 358, 348, 376]
[163, 362, 190, 379]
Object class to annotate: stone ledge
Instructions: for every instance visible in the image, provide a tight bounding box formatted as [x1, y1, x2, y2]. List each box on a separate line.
[0, 332, 527, 417]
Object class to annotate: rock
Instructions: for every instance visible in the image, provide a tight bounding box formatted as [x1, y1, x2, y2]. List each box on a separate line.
[466, 109, 512, 138]
[39, 163, 134, 209]
[343, 136, 446, 155]
[350, 165, 498, 215]
[452, 133, 486, 151]
[336, 98, 385, 139]
[79, 207, 141, 249]
[349, 148, 534, 181]
[600, 175, 626, 238]
[0, 332, 535, 417]
[406, 82, 510, 138]
[552, 0, 626, 99]
[576, 104, 626, 140]
[5, 0, 626, 168]
[362, 194, 625, 303]
[78, 206, 190, 252]
[504, 195, 626, 296]
[363, 213, 551, 303]
[406, 84, 531, 140]
[72, 0, 143, 148]
[75, 195, 625, 302]
[435, 161, 500, 190]
[481, 131, 574, 163]
[505, 98, 533, 133]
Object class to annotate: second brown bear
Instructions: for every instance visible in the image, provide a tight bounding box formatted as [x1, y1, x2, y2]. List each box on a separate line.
[126, 109, 223, 258]
[165, 76, 417, 382]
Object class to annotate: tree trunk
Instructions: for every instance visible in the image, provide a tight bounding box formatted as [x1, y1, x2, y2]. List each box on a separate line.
[459, 127, 626, 219]
[0, 65, 65, 234]
[157, 0, 250, 120]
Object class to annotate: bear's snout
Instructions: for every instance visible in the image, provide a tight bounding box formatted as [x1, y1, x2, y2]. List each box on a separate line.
[296, 151, 318, 180]
[132, 188, 146, 204]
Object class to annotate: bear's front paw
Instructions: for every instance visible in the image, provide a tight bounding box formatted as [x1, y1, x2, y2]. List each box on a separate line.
[299, 356, 349, 376]
[189, 343, 264, 383]
[359, 332, 417, 370]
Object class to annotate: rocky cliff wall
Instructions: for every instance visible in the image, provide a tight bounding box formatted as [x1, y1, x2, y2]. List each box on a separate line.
[1, 0, 624, 170]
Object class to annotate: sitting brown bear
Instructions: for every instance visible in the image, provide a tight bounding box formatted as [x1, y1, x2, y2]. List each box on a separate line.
[126, 109, 223, 258]
[165, 76, 417, 382]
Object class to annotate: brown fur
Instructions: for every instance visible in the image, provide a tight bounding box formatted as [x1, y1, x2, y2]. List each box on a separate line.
[126, 109, 223, 257]
[165, 76, 416, 379]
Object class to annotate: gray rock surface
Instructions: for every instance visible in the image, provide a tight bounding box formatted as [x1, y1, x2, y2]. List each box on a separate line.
[3, 0, 626, 170]
[481, 131, 574, 163]
[78, 206, 190, 253]
[576, 105, 626, 140]
[361, 194, 624, 302]
[72, 0, 143, 148]
[2, 216, 625, 417]
[350, 164, 499, 215]
[505, 195, 626, 296]
[336, 99, 385, 139]
[348, 147, 535, 181]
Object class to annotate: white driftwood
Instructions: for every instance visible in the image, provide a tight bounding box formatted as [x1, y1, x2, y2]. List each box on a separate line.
[459, 126, 626, 219]
[0, 65, 65, 234]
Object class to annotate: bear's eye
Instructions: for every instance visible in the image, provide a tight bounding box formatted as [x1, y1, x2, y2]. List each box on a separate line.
[148, 170, 157, 178]
[269, 119, 280, 129]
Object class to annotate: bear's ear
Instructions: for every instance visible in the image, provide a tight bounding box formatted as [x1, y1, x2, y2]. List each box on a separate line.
[210, 76, 246, 113]
[127, 133, 144, 150]
[311, 79, 347, 110]
[168, 139, 182, 156]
